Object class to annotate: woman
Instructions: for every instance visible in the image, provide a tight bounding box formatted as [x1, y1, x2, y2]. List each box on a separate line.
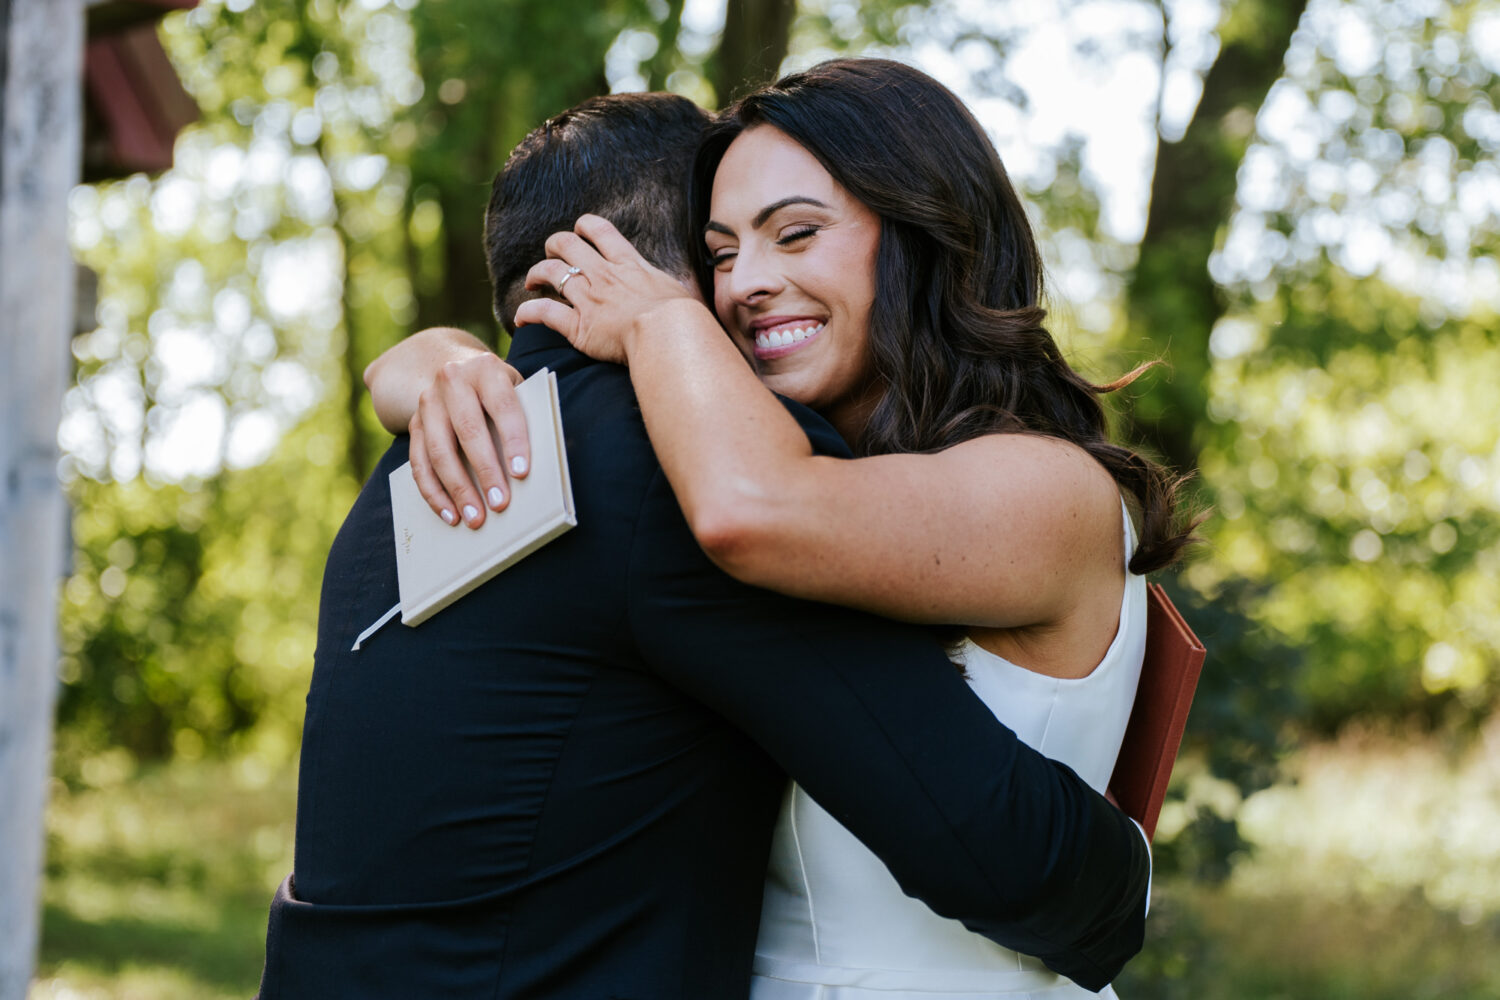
[371, 59, 1194, 997]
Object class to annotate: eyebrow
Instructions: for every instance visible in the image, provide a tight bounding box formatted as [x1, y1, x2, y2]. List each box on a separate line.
[704, 195, 832, 237]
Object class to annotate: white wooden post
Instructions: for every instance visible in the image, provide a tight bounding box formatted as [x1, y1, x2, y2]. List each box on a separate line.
[0, 0, 84, 995]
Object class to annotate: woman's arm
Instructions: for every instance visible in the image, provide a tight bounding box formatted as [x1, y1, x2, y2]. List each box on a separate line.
[517, 216, 1123, 631]
[622, 302, 1120, 630]
[364, 327, 531, 529]
[365, 326, 493, 433]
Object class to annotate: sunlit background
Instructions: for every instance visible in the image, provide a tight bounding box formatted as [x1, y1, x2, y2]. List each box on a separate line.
[36, 0, 1500, 997]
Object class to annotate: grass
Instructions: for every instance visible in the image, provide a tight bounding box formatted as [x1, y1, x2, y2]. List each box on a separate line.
[29, 726, 1500, 999]
[1119, 717, 1500, 999]
[32, 753, 294, 1000]
[1119, 884, 1500, 999]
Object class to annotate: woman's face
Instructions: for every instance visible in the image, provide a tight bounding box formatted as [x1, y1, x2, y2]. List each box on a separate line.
[705, 126, 882, 436]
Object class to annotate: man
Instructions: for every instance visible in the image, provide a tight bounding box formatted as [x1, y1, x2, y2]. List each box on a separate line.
[257, 92, 1148, 999]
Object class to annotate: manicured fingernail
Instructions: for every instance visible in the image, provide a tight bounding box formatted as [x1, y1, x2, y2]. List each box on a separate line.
[487, 487, 504, 508]
[463, 505, 479, 524]
[440, 508, 456, 525]
[511, 456, 528, 476]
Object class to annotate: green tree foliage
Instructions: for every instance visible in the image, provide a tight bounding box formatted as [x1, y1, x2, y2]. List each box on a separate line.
[1186, 0, 1500, 736]
[58, 427, 352, 767]
[62, 0, 419, 762]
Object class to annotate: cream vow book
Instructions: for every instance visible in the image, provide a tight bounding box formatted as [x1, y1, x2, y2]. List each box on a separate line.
[353, 368, 576, 650]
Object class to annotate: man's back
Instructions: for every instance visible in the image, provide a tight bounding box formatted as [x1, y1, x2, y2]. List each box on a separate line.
[261, 336, 786, 997]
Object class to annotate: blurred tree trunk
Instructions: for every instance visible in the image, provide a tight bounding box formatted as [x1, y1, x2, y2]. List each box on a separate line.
[0, 0, 83, 995]
[407, 0, 615, 350]
[1120, 1, 1312, 879]
[417, 137, 508, 347]
[712, 0, 796, 101]
[644, 0, 686, 91]
[333, 188, 371, 482]
[1124, 0, 1308, 474]
[292, 0, 377, 484]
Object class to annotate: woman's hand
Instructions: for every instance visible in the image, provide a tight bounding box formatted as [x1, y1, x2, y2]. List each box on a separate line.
[364, 326, 534, 529]
[408, 350, 532, 530]
[513, 214, 705, 364]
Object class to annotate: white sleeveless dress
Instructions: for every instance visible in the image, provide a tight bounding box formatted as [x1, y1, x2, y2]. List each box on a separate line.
[750, 504, 1148, 1000]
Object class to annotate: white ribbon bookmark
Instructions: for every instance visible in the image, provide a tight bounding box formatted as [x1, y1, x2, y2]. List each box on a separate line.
[352, 603, 401, 651]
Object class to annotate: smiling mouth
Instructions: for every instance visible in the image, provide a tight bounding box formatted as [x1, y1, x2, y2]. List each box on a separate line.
[752, 322, 825, 360]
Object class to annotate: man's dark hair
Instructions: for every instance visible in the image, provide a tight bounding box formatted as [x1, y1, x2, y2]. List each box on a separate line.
[485, 92, 710, 331]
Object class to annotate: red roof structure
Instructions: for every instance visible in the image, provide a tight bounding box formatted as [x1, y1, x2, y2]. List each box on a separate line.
[84, 0, 200, 179]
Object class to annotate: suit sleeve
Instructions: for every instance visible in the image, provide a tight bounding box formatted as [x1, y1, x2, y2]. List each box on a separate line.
[625, 466, 1149, 991]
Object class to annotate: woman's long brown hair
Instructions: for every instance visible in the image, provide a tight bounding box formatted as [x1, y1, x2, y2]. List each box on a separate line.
[691, 58, 1200, 574]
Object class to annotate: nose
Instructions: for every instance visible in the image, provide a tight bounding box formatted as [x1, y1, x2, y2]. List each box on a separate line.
[721, 242, 783, 308]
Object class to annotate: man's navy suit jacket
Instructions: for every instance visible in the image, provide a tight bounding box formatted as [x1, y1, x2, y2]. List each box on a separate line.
[256, 326, 1149, 998]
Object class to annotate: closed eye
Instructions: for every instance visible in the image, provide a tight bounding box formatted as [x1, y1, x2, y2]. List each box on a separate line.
[709, 225, 819, 269]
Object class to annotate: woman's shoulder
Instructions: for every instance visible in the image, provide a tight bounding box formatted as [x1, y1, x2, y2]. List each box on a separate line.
[937, 431, 1125, 574]
[946, 433, 1121, 521]
[951, 433, 1130, 672]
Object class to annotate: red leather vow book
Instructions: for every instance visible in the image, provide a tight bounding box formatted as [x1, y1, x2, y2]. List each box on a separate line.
[1108, 583, 1207, 840]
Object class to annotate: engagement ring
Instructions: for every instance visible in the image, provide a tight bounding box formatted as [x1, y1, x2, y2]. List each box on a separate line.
[557, 265, 584, 295]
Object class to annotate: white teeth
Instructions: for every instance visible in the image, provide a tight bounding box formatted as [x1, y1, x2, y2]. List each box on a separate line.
[755, 323, 824, 350]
